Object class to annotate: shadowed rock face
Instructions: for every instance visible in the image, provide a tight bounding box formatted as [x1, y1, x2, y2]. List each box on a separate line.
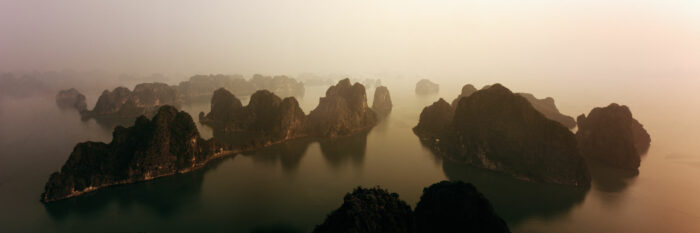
[41, 106, 224, 203]
[308, 79, 378, 138]
[313, 187, 414, 233]
[200, 89, 308, 145]
[414, 84, 591, 187]
[451, 84, 478, 107]
[314, 181, 511, 233]
[82, 83, 182, 121]
[576, 103, 651, 170]
[414, 181, 510, 233]
[55, 88, 87, 112]
[415, 79, 439, 95]
[453, 84, 576, 129]
[517, 93, 576, 129]
[413, 98, 454, 139]
[371, 86, 393, 116]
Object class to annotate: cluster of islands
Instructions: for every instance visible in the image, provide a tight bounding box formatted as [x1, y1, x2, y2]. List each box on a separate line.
[48, 75, 650, 232]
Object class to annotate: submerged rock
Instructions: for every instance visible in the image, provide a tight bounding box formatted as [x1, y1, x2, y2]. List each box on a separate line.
[415, 79, 439, 95]
[313, 187, 414, 233]
[414, 181, 510, 233]
[55, 88, 87, 112]
[41, 106, 225, 203]
[576, 103, 651, 170]
[308, 79, 378, 138]
[371, 86, 393, 116]
[414, 84, 591, 187]
[82, 83, 182, 122]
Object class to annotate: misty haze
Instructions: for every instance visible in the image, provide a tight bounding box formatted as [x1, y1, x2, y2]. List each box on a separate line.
[1, 1, 700, 233]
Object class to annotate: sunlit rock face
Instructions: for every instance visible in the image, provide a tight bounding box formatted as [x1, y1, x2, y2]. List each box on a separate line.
[414, 84, 591, 187]
[517, 93, 576, 129]
[82, 83, 181, 120]
[576, 103, 651, 170]
[41, 106, 223, 203]
[200, 88, 308, 145]
[308, 79, 378, 138]
[371, 86, 393, 116]
[415, 79, 439, 95]
[55, 88, 87, 112]
[313, 187, 414, 233]
[453, 84, 576, 129]
[414, 181, 511, 233]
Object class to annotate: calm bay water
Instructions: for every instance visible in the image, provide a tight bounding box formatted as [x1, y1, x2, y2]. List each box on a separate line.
[1, 79, 699, 233]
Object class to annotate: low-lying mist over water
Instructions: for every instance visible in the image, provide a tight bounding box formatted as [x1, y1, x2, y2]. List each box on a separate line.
[1, 0, 700, 232]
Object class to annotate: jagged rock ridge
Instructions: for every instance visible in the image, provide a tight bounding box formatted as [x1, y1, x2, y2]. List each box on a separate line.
[41, 106, 226, 203]
[452, 84, 576, 129]
[308, 78, 378, 138]
[576, 103, 651, 169]
[81, 82, 182, 121]
[414, 84, 591, 187]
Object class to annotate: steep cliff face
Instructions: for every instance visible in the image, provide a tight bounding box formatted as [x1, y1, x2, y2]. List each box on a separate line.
[55, 88, 87, 112]
[414, 181, 510, 233]
[415, 79, 439, 95]
[371, 86, 393, 116]
[83, 83, 182, 121]
[414, 84, 591, 187]
[313, 187, 415, 233]
[517, 93, 576, 129]
[576, 103, 651, 170]
[41, 106, 224, 203]
[200, 89, 308, 145]
[308, 79, 378, 138]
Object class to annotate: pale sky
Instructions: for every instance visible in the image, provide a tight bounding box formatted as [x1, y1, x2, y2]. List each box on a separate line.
[1, 0, 699, 81]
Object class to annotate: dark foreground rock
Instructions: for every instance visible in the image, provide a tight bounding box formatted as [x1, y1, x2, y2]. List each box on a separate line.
[415, 79, 439, 95]
[576, 103, 651, 169]
[81, 82, 182, 122]
[314, 181, 510, 233]
[452, 84, 576, 129]
[41, 106, 227, 203]
[371, 86, 393, 116]
[313, 187, 414, 233]
[414, 84, 591, 187]
[414, 181, 510, 233]
[55, 88, 87, 112]
[308, 78, 378, 138]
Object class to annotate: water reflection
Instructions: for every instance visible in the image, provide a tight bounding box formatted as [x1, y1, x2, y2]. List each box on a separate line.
[442, 160, 589, 225]
[44, 156, 231, 219]
[318, 132, 369, 169]
[242, 138, 313, 173]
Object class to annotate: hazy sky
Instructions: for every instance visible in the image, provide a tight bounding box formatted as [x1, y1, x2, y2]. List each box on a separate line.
[1, 0, 699, 81]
